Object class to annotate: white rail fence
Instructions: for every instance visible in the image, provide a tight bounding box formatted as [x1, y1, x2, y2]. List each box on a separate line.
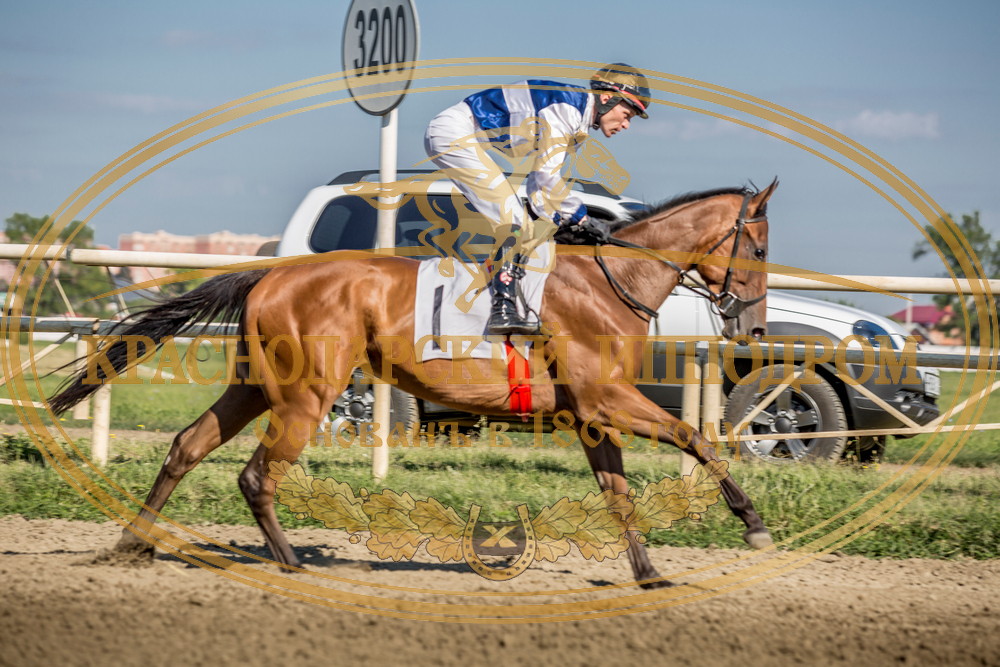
[1, 246, 997, 472]
[3, 243, 1000, 293]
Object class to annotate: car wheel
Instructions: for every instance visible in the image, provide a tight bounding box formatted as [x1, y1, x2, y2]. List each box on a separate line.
[329, 369, 418, 437]
[847, 436, 887, 464]
[724, 365, 848, 463]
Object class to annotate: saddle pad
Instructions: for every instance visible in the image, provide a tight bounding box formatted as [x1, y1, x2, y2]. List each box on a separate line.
[413, 242, 551, 362]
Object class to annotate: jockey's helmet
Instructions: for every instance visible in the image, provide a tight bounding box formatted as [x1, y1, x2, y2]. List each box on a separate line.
[590, 63, 651, 128]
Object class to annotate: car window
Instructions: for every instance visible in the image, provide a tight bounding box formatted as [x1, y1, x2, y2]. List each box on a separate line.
[585, 206, 616, 222]
[309, 195, 495, 262]
[309, 196, 378, 252]
[619, 202, 647, 215]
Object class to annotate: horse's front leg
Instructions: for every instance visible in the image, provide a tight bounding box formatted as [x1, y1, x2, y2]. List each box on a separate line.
[594, 387, 772, 551]
[577, 429, 674, 589]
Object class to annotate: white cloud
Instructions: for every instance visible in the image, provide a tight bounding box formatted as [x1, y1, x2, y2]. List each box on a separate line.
[834, 110, 940, 140]
[86, 92, 202, 115]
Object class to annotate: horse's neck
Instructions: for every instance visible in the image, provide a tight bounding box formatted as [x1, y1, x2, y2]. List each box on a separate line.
[609, 204, 726, 315]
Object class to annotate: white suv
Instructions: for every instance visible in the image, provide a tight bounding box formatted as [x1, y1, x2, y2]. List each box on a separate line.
[277, 170, 940, 463]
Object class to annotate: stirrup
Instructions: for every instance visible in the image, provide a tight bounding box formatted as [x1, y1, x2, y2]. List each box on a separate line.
[487, 315, 541, 337]
[487, 293, 541, 336]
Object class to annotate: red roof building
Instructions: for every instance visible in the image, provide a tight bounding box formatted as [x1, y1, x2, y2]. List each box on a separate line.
[889, 304, 964, 345]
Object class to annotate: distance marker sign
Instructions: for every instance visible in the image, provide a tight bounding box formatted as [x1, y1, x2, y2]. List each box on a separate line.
[342, 0, 420, 116]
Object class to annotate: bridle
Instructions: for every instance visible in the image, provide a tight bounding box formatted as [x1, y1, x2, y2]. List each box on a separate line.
[599, 190, 768, 321]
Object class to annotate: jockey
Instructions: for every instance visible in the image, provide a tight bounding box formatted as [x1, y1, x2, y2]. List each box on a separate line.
[424, 63, 651, 336]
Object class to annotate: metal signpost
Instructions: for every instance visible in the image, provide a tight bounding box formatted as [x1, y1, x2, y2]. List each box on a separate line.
[342, 0, 419, 482]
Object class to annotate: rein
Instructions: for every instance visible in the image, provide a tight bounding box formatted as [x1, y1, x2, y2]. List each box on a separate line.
[599, 190, 768, 321]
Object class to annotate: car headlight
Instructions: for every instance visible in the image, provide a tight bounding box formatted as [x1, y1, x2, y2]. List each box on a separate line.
[852, 319, 896, 349]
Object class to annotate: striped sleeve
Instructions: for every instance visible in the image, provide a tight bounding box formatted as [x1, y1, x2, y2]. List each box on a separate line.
[526, 96, 591, 225]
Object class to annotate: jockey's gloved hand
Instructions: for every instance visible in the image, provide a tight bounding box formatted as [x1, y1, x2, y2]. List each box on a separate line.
[575, 216, 611, 244]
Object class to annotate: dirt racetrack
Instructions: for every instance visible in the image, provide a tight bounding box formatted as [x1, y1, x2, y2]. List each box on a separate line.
[1, 516, 998, 667]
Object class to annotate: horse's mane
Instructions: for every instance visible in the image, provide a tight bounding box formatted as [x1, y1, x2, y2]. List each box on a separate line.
[610, 186, 758, 234]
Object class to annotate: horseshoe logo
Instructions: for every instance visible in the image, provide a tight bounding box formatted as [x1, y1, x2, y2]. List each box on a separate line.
[462, 504, 536, 581]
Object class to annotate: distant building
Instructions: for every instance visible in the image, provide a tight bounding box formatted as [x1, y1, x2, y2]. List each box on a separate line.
[117, 230, 279, 285]
[889, 304, 964, 346]
[118, 230, 279, 256]
[0, 231, 12, 285]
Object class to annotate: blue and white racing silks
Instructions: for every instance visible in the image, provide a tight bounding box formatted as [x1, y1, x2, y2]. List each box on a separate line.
[463, 80, 595, 226]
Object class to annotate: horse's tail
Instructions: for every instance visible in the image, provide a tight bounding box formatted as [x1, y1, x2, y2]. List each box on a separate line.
[48, 269, 271, 415]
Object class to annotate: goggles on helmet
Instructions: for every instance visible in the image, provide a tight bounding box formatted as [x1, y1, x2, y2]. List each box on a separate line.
[590, 63, 651, 119]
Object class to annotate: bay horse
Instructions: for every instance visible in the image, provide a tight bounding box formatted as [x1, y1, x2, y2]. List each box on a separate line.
[50, 179, 777, 588]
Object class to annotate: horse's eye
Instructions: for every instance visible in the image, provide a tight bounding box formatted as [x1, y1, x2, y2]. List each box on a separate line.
[754, 248, 767, 260]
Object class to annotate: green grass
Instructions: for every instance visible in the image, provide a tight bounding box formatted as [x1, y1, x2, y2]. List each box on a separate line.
[1, 430, 997, 560]
[0, 341, 235, 432]
[884, 370, 1000, 468]
[1, 347, 997, 561]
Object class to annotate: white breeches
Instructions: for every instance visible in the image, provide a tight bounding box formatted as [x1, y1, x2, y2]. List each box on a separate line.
[424, 102, 527, 239]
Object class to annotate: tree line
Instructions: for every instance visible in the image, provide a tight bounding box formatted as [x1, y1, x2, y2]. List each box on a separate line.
[913, 211, 998, 346]
[5, 212, 111, 318]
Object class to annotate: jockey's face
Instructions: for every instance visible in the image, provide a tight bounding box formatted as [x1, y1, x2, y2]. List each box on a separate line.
[596, 94, 637, 138]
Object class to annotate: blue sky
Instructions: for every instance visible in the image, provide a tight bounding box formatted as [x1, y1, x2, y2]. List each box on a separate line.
[2, 0, 997, 314]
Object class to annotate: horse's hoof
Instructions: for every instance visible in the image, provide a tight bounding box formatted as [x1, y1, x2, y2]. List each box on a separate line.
[116, 533, 154, 550]
[82, 539, 156, 568]
[743, 528, 773, 550]
[639, 578, 677, 590]
[270, 551, 304, 571]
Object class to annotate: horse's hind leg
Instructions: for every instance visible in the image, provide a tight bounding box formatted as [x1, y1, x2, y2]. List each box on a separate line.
[579, 433, 672, 589]
[237, 399, 328, 569]
[116, 383, 268, 556]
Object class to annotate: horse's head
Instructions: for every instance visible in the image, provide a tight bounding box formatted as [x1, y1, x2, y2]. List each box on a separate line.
[573, 138, 630, 195]
[692, 179, 777, 341]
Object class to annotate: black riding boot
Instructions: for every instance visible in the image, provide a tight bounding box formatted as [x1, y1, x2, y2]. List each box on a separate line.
[487, 246, 539, 336]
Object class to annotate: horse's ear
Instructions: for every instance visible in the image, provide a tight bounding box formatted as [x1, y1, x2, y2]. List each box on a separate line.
[751, 177, 779, 214]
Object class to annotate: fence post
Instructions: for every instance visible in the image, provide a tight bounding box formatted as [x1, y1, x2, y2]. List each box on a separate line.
[371, 108, 398, 485]
[72, 335, 90, 420]
[680, 344, 701, 476]
[701, 341, 724, 458]
[91, 383, 111, 465]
